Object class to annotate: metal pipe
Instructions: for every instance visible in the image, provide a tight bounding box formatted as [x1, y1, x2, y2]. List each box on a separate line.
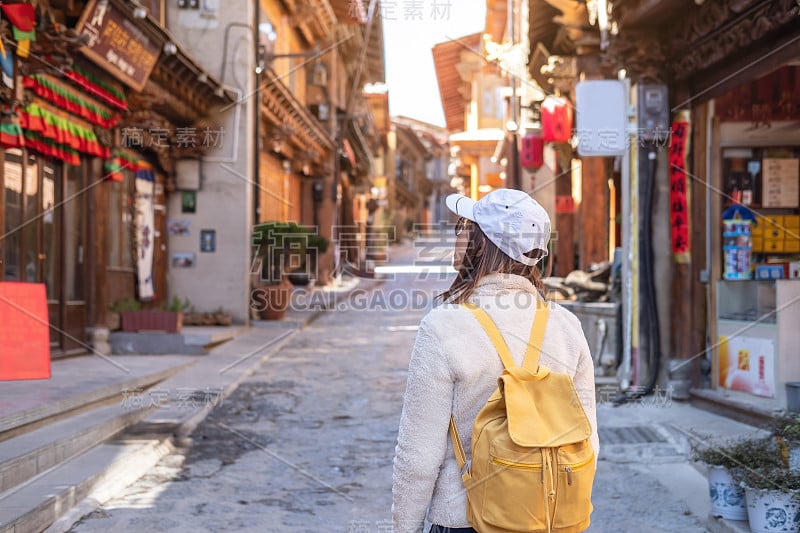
[619, 77, 633, 392]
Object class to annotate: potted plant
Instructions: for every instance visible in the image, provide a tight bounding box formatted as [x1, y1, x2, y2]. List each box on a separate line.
[694, 436, 782, 521]
[251, 222, 305, 319]
[288, 230, 330, 286]
[732, 463, 800, 533]
[118, 296, 189, 333]
[107, 296, 140, 331]
[772, 413, 800, 472]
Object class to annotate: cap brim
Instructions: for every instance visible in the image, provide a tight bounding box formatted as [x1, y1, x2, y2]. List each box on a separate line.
[445, 194, 476, 221]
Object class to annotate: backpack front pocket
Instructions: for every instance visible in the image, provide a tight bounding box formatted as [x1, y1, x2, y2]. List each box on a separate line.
[478, 444, 548, 530]
[553, 442, 595, 530]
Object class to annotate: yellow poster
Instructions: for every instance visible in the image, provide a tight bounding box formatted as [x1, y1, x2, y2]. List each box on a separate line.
[717, 335, 775, 398]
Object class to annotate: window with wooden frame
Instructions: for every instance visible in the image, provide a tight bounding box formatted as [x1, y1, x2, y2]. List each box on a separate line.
[107, 168, 135, 270]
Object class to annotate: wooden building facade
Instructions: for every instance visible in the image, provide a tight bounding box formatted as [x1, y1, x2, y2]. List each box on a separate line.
[0, 0, 231, 356]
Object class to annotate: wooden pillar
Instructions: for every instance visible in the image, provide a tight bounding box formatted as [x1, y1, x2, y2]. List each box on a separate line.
[554, 145, 575, 276]
[574, 53, 609, 270]
[89, 171, 107, 329]
[668, 103, 706, 398]
[578, 156, 608, 268]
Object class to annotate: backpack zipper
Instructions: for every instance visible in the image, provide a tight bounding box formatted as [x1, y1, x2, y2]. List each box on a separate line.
[563, 454, 595, 485]
[491, 457, 543, 471]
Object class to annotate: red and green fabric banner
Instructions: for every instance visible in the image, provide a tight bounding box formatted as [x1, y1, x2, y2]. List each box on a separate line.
[104, 150, 153, 181]
[64, 64, 128, 110]
[19, 102, 110, 164]
[23, 74, 120, 128]
[0, 120, 24, 148]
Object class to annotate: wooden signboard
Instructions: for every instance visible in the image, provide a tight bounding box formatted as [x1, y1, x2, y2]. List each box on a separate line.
[75, 0, 161, 92]
[762, 158, 799, 208]
[0, 282, 51, 380]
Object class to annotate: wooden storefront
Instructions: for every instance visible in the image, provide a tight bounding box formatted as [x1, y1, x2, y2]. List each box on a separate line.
[0, 0, 231, 356]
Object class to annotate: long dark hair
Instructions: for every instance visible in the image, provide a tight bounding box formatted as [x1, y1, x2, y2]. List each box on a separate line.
[436, 219, 550, 304]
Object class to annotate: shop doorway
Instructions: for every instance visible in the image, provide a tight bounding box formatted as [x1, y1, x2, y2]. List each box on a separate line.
[2, 149, 87, 356]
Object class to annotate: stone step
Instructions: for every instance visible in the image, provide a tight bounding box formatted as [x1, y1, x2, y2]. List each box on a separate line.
[0, 402, 153, 494]
[110, 326, 246, 355]
[0, 437, 173, 533]
[0, 357, 194, 437]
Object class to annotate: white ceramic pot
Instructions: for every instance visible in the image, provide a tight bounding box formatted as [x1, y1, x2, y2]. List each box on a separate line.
[789, 447, 800, 474]
[708, 465, 748, 520]
[745, 486, 800, 533]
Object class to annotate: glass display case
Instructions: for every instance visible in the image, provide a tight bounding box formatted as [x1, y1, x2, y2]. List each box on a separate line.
[717, 279, 776, 324]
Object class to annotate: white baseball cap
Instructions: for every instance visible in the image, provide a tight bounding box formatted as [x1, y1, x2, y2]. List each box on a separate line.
[446, 188, 551, 266]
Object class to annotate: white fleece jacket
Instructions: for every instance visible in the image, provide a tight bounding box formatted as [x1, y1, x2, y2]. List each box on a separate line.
[392, 273, 599, 533]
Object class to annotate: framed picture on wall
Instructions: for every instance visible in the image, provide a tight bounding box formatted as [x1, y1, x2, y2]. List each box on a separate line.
[200, 229, 216, 252]
[171, 252, 195, 268]
[181, 191, 196, 213]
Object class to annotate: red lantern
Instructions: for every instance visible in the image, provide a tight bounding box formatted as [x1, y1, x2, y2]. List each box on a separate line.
[541, 96, 573, 143]
[520, 132, 544, 169]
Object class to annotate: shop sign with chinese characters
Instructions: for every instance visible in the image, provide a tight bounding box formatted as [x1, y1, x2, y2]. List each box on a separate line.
[76, 0, 160, 92]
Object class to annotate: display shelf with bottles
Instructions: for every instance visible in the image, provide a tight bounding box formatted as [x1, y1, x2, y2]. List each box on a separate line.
[722, 147, 800, 282]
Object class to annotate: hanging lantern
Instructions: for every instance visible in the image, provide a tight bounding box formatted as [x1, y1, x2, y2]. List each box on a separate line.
[520, 132, 544, 169]
[541, 96, 573, 143]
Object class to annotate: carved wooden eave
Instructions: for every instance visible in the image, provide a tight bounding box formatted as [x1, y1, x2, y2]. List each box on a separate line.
[333, 22, 385, 87]
[529, 0, 605, 89]
[540, 54, 579, 93]
[345, 121, 373, 181]
[148, 51, 234, 121]
[669, 0, 800, 83]
[260, 69, 334, 166]
[118, 109, 174, 171]
[603, 30, 669, 84]
[282, 0, 337, 46]
[129, 79, 201, 126]
[25, 7, 89, 75]
[530, 0, 568, 54]
[432, 34, 482, 133]
[96, 0, 233, 120]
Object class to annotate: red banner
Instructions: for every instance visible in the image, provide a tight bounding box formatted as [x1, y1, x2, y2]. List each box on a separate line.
[669, 112, 691, 263]
[0, 282, 51, 380]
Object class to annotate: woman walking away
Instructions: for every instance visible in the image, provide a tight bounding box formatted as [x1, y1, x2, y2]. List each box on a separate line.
[392, 188, 599, 533]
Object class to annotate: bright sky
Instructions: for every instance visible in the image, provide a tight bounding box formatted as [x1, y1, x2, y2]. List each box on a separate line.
[381, 0, 487, 128]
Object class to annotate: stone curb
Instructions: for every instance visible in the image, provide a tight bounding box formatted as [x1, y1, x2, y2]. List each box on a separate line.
[41, 438, 175, 533]
[706, 514, 750, 533]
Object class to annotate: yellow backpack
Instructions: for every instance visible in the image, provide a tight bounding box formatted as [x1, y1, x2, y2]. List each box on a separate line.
[449, 302, 595, 533]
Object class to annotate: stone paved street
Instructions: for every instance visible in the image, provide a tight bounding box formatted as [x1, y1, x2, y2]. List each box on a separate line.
[64, 244, 730, 533]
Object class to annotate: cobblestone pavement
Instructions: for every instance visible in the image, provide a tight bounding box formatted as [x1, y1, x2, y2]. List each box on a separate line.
[67, 244, 709, 533]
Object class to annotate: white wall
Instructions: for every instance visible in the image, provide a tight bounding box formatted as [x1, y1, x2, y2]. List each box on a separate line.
[164, 1, 255, 324]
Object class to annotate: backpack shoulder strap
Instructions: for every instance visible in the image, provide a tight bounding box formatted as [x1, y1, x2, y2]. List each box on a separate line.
[451, 300, 551, 473]
[449, 416, 468, 472]
[521, 301, 550, 371]
[461, 302, 515, 369]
